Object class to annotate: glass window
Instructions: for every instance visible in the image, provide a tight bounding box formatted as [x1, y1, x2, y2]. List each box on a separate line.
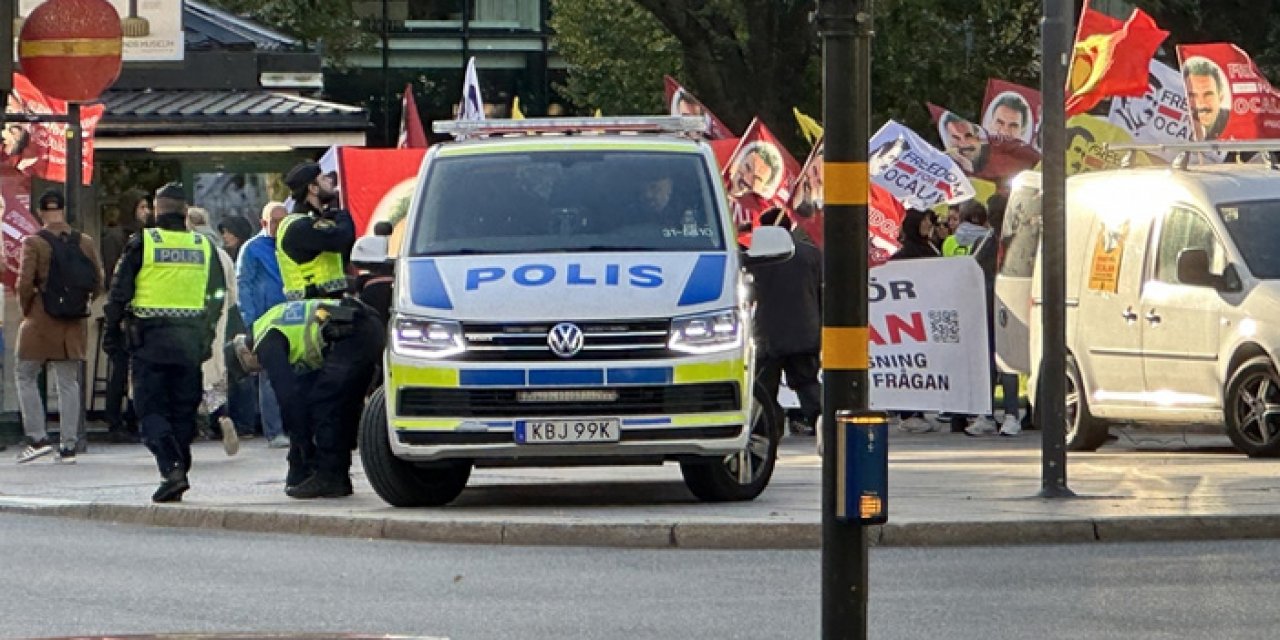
[1154, 206, 1224, 284]
[470, 0, 540, 29]
[410, 151, 725, 256]
[1220, 199, 1280, 278]
[406, 0, 464, 21]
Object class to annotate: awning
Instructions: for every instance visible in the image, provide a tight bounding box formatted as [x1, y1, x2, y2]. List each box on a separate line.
[95, 89, 369, 147]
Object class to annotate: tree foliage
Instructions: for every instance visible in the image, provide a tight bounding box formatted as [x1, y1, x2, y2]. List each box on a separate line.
[1131, 0, 1280, 76]
[201, 0, 374, 66]
[548, 0, 683, 116]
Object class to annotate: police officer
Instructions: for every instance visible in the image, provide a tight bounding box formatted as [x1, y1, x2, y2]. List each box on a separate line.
[273, 162, 383, 498]
[104, 183, 225, 503]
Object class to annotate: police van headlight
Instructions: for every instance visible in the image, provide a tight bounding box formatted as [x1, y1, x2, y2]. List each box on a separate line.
[669, 309, 742, 354]
[392, 314, 466, 358]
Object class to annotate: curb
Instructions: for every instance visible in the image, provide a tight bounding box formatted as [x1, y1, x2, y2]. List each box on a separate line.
[5, 499, 1280, 549]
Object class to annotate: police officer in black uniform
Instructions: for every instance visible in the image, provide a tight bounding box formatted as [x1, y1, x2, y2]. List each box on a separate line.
[104, 183, 225, 503]
[276, 162, 384, 499]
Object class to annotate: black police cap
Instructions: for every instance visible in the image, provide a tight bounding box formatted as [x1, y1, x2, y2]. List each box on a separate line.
[37, 188, 64, 211]
[284, 162, 322, 193]
[154, 182, 185, 202]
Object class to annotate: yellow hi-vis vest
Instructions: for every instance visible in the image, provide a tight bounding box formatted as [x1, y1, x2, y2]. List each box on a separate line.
[132, 229, 213, 319]
[252, 300, 329, 371]
[276, 213, 347, 301]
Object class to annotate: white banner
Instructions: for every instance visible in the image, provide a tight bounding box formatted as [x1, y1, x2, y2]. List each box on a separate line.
[19, 0, 184, 62]
[869, 120, 976, 209]
[867, 258, 992, 414]
[1108, 60, 1219, 162]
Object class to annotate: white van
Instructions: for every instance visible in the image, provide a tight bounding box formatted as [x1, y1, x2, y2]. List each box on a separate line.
[996, 150, 1280, 456]
[357, 117, 796, 506]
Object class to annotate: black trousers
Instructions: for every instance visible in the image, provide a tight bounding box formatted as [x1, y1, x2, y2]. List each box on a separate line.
[756, 351, 822, 426]
[259, 310, 385, 480]
[132, 357, 203, 476]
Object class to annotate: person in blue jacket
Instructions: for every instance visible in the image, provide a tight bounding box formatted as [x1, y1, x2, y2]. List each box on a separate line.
[235, 201, 290, 448]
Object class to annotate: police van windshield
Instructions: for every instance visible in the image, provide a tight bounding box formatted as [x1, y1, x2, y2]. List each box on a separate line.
[1219, 199, 1280, 278]
[409, 151, 725, 256]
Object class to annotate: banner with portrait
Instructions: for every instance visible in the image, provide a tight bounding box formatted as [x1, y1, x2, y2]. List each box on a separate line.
[0, 171, 38, 291]
[928, 104, 1040, 186]
[663, 76, 735, 140]
[722, 118, 801, 231]
[867, 257, 992, 414]
[869, 120, 976, 209]
[1176, 43, 1280, 141]
[981, 79, 1041, 148]
[4, 74, 104, 185]
[1108, 59, 1203, 159]
[1065, 114, 1148, 175]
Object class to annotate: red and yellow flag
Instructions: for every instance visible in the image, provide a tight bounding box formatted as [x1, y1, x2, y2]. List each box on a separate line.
[1066, 1, 1167, 117]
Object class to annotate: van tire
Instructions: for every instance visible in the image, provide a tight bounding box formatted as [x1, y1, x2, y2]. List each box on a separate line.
[360, 387, 472, 507]
[1065, 355, 1109, 451]
[680, 383, 780, 502]
[1224, 356, 1280, 458]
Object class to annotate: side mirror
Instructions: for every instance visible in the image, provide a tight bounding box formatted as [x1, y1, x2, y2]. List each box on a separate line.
[1176, 248, 1237, 291]
[743, 226, 795, 266]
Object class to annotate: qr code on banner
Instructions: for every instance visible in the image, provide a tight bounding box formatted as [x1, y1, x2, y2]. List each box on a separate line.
[928, 310, 961, 343]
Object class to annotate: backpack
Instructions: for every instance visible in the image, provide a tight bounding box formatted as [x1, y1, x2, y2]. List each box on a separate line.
[37, 230, 96, 320]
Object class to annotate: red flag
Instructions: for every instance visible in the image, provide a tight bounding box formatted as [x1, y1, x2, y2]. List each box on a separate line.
[788, 137, 902, 264]
[722, 118, 801, 231]
[929, 104, 1040, 185]
[4, 73, 103, 185]
[1066, 1, 1168, 116]
[335, 147, 428, 235]
[664, 76, 735, 139]
[398, 83, 428, 148]
[0, 172, 38, 291]
[1177, 43, 1280, 141]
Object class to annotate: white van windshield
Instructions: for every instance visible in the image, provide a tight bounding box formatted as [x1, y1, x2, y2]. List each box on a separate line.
[409, 151, 725, 256]
[1220, 200, 1280, 278]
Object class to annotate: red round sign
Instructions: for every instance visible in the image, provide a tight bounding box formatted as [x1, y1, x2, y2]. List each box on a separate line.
[18, 0, 124, 102]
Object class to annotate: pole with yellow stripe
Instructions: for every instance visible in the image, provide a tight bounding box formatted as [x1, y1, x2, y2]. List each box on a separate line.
[818, 1, 874, 638]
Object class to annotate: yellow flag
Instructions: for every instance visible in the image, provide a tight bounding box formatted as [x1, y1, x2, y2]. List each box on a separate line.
[793, 107, 825, 146]
[512, 96, 525, 120]
[593, 108, 602, 118]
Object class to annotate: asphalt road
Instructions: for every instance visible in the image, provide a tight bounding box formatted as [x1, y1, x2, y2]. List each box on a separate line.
[3, 513, 1280, 639]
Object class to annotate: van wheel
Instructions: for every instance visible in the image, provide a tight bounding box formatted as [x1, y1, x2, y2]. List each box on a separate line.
[1224, 356, 1280, 457]
[680, 383, 780, 502]
[359, 387, 472, 507]
[1065, 355, 1109, 451]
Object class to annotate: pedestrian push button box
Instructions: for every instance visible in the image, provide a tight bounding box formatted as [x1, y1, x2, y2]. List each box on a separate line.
[835, 410, 888, 525]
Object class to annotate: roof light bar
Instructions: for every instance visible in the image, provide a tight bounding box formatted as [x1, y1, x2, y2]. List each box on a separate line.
[432, 116, 710, 138]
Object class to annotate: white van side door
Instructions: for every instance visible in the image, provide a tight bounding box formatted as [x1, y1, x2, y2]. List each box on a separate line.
[1139, 205, 1226, 410]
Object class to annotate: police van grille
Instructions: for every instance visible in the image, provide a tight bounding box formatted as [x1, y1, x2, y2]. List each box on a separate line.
[459, 319, 672, 361]
[398, 382, 740, 417]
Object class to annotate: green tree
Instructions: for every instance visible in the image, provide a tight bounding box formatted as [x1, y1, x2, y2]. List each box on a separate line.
[548, 0, 683, 116]
[1130, 0, 1280, 76]
[201, 0, 374, 67]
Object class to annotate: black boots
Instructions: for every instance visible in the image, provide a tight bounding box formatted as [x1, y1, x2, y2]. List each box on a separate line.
[152, 467, 190, 503]
[286, 473, 352, 499]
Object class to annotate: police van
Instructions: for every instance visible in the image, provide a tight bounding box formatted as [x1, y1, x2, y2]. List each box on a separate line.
[995, 142, 1280, 456]
[358, 117, 796, 506]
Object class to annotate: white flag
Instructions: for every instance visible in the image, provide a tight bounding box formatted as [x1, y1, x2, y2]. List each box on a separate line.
[458, 57, 486, 121]
[869, 120, 976, 209]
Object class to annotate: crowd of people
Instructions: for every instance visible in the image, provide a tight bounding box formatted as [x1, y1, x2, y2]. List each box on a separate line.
[12, 162, 391, 503]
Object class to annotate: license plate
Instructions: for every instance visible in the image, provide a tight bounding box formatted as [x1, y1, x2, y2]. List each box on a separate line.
[515, 419, 621, 444]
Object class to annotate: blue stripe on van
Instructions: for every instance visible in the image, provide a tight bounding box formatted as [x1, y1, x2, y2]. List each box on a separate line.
[408, 259, 453, 310]
[459, 369, 525, 386]
[677, 254, 726, 306]
[606, 367, 672, 385]
[528, 369, 605, 386]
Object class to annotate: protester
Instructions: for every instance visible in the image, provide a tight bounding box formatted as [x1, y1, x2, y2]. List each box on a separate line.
[199, 232, 241, 455]
[985, 193, 1022, 436]
[891, 207, 940, 432]
[186, 206, 224, 249]
[218, 215, 255, 262]
[237, 201, 290, 448]
[104, 183, 225, 502]
[749, 210, 821, 437]
[103, 189, 151, 443]
[14, 189, 104, 464]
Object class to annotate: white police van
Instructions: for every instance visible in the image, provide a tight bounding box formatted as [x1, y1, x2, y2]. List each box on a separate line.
[358, 117, 796, 506]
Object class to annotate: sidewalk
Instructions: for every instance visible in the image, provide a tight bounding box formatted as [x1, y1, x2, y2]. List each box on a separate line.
[2, 425, 1279, 549]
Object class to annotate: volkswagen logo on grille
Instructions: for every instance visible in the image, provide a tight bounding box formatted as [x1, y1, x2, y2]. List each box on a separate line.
[547, 322, 585, 358]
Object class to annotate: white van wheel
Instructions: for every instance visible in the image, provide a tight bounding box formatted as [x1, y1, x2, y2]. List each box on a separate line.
[359, 387, 472, 506]
[1224, 356, 1280, 457]
[680, 383, 780, 502]
[1065, 355, 1109, 451]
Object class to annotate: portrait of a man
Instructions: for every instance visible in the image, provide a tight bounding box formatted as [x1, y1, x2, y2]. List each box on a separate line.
[983, 92, 1033, 143]
[729, 143, 783, 200]
[1182, 57, 1230, 141]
